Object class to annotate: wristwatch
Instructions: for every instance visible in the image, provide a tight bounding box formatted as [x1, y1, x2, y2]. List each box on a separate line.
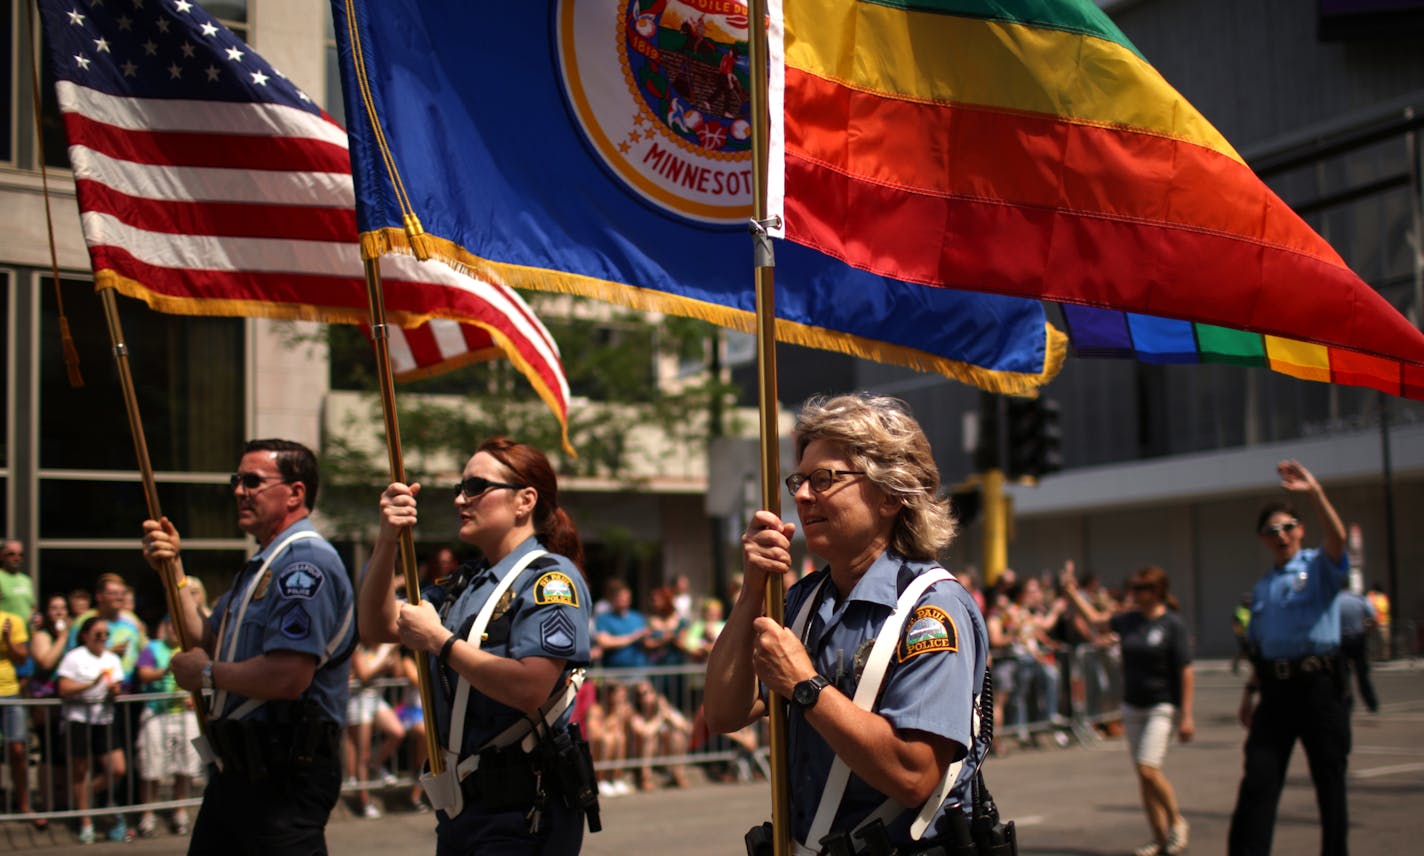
[200, 663, 214, 692]
[791, 675, 830, 711]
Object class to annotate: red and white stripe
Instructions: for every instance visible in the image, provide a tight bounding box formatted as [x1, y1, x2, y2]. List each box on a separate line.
[55, 80, 570, 427]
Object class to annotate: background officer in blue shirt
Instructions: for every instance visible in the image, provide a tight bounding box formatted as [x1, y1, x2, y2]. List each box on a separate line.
[705, 393, 990, 855]
[142, 439, 354, 856]
[1228, 459, 1349, 856]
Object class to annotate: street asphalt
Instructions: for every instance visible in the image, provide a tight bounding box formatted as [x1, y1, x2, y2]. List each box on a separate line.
[4, 660, 1420, 855]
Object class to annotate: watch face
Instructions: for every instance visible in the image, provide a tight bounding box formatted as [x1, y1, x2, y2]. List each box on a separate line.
[794, 682, 814, 707]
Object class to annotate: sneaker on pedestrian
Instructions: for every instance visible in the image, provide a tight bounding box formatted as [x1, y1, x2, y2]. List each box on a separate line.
[1165, 817, 1190, 854]
[597, 780, 615, 798]
[107, 816, 133, 842]
[78, 822, 96, 845]
[373, 766, 399, 786]
[137, 812, 158, 838]
[611, 778, 633, 796]
[172, 809, 191, 835]
[1133, 842, 1162, 856]
[362, 802, 382, 819]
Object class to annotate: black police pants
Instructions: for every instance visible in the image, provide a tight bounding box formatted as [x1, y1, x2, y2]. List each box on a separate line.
[188, 757, 341, 856]
[1341, 634, 1378, 713]
[1228, 669, 1350, 856]
[435, 795, 583, 856]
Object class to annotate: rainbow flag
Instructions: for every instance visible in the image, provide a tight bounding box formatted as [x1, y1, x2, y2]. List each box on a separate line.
[768, 0, 1424, 399]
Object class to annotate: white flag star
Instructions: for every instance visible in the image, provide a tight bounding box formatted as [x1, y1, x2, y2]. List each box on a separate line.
[117, 15, 133, 30]
[175, 0, 193, 12]
[67, 9, 85, 26]
[205, 65, 220, 81]
[250, 69, 269, 86]
[225, 46, 244, 62]
[168, 62, 182, 79]
[143, 39, 158, 55]
[74, 54, 92, 70]
[133, 0, 144, 8]
[297, 91, 311, 102]
[156, 18, 170, 33]
[180, 41, 196, 58]
[121, 60, 138, 77]
[200, 22, 218, 37]
[94, 37, 110, 52]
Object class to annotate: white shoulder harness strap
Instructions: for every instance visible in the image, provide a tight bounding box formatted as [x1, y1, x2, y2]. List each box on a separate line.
[445, 548, 548, 758]
[211, 530, 353, 722]
[419, 548, 586, 817]
[791, 568, 971, 854]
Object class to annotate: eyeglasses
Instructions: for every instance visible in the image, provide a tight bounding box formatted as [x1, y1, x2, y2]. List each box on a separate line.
[785, 468, 866, 496]
[1259, 520, 1299, 537]
[453, 475, 526, 501]
[230, 472, 287, 492]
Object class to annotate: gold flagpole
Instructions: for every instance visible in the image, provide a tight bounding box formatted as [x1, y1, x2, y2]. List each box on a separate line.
[747, 2, 791, 853]
[96, 287, 209, 736]
[361, 257, 445, 774]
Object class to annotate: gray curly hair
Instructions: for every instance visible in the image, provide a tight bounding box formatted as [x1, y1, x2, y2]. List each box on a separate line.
[793, 393, 956, 561]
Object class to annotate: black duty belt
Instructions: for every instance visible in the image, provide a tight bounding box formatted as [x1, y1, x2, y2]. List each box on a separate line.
[1258, 653, 1340, 682]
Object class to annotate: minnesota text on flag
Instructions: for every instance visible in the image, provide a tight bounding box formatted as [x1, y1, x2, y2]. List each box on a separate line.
[38, 0, 571, 430]
[768, 0, 1424, 399]
[332, 0, 1064, 396]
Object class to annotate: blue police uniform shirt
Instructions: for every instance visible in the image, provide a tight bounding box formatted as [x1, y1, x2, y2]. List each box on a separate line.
[206, 517, 354, 723]
[424, 536, 592, 760]
[783, 550, 989, 846]
[1247, 546, 1349, 660]
[1335, 591, 1375, 637]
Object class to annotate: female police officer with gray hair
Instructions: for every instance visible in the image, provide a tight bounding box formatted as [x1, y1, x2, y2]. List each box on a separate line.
[359, 437, 596, 854]
[704, 393, 994, 855]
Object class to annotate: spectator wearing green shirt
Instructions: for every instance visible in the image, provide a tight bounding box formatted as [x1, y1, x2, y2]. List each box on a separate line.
[134, 617, 198, 837]
[0, 542, 35, 626]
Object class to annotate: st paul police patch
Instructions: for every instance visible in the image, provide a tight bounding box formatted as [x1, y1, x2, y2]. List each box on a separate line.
[897, 605, 958, 663]
[280, 604, 312, 640]
[540, 611, 578, 657]
[277, 563, 323, 600]
[534, 571, 579, 607]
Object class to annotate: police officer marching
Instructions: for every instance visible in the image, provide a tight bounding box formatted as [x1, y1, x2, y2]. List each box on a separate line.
[1228, 458, 1350, 856]
[141, 439, 355, 855]
[705, 394, 1003, 856]
[358, 437, 598, 855]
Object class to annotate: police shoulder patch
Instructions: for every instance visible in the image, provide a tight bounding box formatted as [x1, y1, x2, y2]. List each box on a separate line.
[540, 611, 578, 657]
[533, 571, 579, 607]
[276, 562, 324, 600]
[279, 604, 312, 640]
[897, 604, 958, 663]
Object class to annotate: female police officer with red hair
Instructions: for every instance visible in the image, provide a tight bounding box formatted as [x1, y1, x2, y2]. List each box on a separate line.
[359, 437, 594, 854]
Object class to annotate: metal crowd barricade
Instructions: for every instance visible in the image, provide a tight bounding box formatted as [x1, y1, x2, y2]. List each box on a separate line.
[989, 643, 1123, 746]
[0, 691, 203, 829]
[0, 651, 1130, 829]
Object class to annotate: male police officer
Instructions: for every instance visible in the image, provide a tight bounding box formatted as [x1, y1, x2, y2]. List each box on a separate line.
[142, 439, 354, 856]
[1228, 459, 1349, 856]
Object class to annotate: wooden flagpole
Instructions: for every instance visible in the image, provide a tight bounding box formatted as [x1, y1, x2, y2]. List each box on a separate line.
[360, 257, 445, 775]
[747, 2, 791, 853]
[96, 287, 210, 736]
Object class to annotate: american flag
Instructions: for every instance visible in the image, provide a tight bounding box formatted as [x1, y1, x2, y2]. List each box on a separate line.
[39, 0, 570, 434]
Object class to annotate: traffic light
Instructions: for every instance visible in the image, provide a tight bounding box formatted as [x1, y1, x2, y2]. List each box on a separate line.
[1006, 397, 1063, 480]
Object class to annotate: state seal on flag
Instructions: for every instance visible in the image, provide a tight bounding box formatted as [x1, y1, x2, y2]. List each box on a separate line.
[557, 0, 754, 223]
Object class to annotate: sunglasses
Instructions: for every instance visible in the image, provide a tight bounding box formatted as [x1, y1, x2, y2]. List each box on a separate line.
[1259, 520, 1299, 537]
[93, 632, 110, 640]
[1129, 583, 1156, 593]
[453, 475, 526, 501]
[785, 468, 866, 496]
[230, 472, 287, 491]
